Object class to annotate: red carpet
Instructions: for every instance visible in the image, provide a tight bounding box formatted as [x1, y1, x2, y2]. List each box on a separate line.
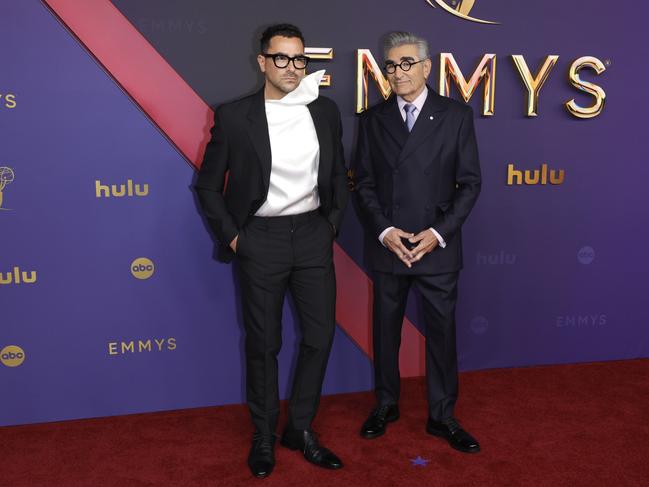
[2, 359, 648, 486]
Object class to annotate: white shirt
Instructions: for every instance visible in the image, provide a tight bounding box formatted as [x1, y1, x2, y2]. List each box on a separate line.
[255, 70, 326, 217]
[378, 88, 447, 249]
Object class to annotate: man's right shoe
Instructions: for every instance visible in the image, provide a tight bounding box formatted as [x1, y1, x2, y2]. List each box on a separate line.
[247, 431, 276, 478]
[360, 404, 400, 439]
[280, 427, 343, 470]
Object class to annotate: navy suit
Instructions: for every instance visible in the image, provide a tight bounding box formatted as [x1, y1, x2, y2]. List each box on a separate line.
[353, 87, 481, 419]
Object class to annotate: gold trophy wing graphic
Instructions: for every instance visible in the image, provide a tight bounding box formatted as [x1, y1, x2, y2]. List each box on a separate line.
[0, 167, 15, 209]
[426, 0, 500, 25]
[456, 0, 476, 15]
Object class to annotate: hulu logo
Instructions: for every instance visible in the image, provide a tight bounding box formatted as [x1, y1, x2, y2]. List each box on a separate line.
[507, 164, 564, 186]
[95, 179, 149, 198]
[0, 267, 37, 285]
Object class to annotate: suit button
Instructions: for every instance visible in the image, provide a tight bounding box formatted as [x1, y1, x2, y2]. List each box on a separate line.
[425, 204, 431, 211]
[393, 169, 399, 175]
[424, 169, 431, 175]
[394, 204, 400, 210]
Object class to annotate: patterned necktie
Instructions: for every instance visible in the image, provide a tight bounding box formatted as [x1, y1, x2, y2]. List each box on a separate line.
[404, 103, 416, 132]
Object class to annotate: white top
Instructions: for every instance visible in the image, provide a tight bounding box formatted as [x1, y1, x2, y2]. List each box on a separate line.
[255, 70, 326, 217]
[378, 87, 447, 249]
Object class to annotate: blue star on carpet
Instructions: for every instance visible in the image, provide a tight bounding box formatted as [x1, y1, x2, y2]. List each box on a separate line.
[410, 455, 430, 467]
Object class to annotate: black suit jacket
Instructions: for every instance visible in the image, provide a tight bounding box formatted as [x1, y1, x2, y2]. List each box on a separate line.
[195, 87, 348, 262]
[353, 87, 481, 275]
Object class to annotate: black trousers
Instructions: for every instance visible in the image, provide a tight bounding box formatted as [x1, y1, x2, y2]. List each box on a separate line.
[236, 209, 336, 435]
[373, 271, 460, 421]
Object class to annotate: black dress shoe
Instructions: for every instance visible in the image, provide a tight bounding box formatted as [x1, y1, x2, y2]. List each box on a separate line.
[280, 427, 343, 470]
[426, 418, 480, 453]
[248, 431, 276, 478]
[360, 404, 400, 439]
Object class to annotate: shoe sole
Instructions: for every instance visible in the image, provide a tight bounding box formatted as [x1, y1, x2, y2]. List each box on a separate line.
[426, 428, 481, 454]
[248, 463, 274, 478]
[307, 459, 343, 470]
[360, 414, 400, 440]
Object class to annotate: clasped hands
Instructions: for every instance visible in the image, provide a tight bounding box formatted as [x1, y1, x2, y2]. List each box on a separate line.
[383, 227, 439, 268]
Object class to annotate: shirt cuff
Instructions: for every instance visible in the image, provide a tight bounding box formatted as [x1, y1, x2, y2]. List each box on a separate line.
[379, 226, 395, 247]
[429, 227, 446, 248]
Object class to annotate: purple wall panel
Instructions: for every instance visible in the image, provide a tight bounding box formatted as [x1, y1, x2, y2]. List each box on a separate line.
[0, 1, 371, 427]
[1, 0, 647, 426]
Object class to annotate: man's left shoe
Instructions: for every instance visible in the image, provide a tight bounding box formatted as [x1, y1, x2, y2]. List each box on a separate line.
[280, 427, 344, 470]
[426, 418, 481, 454]
[360, 404, 400, 439]
[247, 431, 276, 478]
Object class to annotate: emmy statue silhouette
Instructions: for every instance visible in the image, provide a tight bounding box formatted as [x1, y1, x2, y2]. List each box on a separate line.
[0, 167, 15, 209]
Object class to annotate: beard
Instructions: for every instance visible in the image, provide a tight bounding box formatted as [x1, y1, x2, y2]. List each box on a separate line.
[269, 74, 301, 95]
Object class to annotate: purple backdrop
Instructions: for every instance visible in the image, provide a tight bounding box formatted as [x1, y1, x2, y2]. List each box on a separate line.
[1, 0, 647, 427]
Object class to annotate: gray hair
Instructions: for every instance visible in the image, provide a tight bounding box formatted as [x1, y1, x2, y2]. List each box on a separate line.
[383, 31, 430, 62]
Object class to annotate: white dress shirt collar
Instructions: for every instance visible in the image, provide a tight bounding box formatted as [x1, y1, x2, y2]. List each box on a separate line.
[397, 87, 429, 121]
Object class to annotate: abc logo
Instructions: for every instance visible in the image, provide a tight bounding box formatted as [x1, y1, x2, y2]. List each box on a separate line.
[131, 257, 155, 280]
[577, 246, 595, 265]
[1, 345, 25, 367]
[471, 316, 489, 335]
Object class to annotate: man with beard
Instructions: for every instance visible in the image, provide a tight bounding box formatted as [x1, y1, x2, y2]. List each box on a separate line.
[195, 24, 348, 477]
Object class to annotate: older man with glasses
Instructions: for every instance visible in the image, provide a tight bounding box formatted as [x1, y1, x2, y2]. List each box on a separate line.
[353, 31, 482, 454]
[195, 23, 348, 478]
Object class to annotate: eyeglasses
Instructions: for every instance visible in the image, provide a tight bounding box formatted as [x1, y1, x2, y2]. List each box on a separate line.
[263, 53, 310, 69]
[384, 59, 426, 74]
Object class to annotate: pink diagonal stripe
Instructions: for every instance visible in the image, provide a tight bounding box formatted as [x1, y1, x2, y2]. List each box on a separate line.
[43, 0, 212, 167]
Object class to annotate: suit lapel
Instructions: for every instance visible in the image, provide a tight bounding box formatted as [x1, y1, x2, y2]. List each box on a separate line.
[307, 99, 332, 186]
[246, 88, 272, 192]
[398, 87, 448, 165]
[376, 96, 409, 161]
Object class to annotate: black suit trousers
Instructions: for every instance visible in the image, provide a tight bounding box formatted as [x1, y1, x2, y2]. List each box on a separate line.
[236, 210, 336, 434]
[373, 271, 460, 421]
